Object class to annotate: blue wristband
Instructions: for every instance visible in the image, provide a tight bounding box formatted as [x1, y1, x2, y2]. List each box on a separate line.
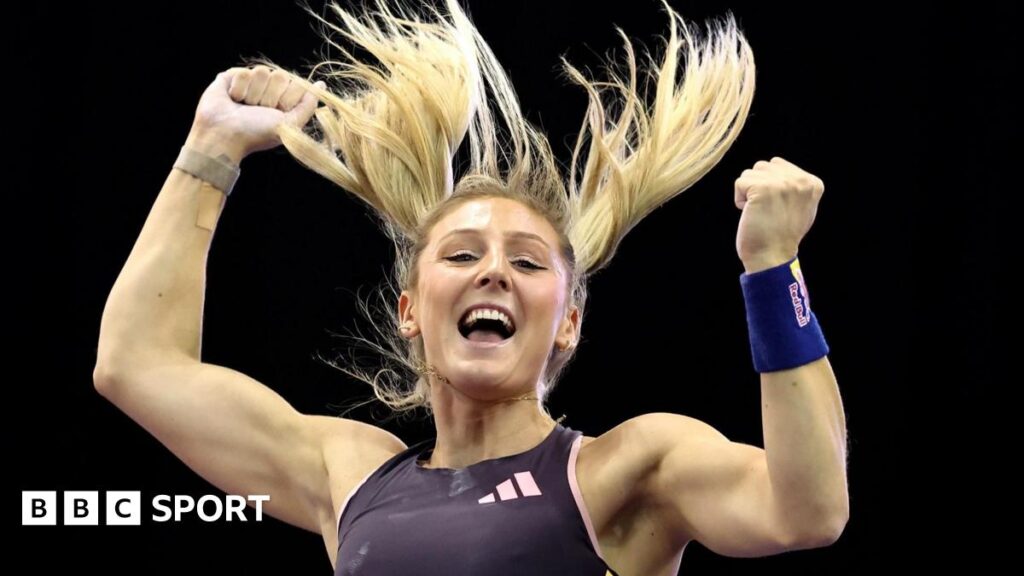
[740, 255, 829, 373]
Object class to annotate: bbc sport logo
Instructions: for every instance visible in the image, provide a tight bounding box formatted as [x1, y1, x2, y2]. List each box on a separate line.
[22, 491, 270, 526]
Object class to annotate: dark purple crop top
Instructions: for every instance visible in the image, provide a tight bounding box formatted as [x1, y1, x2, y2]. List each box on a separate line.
[334, 423, 621, 575]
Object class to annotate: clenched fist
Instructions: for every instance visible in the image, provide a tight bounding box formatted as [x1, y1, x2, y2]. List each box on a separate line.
[188, 65, 326, 164]
[734, 157, 825, 273]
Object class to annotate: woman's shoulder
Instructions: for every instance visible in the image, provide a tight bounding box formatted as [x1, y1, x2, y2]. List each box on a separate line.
[319, 420, 410, 509]
[574, 415, 703, 524]
[576, 421, 650, 487]
[574, 421, 653, 527]
[577, 413, 713, 474]
[575, 417, 693, 576]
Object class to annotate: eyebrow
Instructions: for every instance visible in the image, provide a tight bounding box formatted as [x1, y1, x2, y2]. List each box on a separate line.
[440, 228, 551, 249]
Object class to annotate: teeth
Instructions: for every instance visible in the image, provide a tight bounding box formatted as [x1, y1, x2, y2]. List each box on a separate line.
[461, 308, 515, 334]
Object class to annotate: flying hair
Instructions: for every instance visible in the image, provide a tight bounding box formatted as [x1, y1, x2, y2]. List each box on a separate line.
[246, 0, 755, 419]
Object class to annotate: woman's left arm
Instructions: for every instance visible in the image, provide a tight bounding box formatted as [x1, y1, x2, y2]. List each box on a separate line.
[627, 355, 848, 556]
[736, 157, 849, 533]
[622, 158, 848, 556]
[756, 355, 849, 536]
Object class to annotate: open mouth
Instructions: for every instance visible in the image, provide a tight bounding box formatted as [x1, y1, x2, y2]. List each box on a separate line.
[458, 314, 515, 344]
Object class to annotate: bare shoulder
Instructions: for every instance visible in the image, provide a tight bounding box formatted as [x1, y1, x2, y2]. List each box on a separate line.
[577, 413, 727, 504]
[575, 417, 669, 535]
[314, 416, 407, 499]
[581, 409, 733, 528]
[579, 412, 724, 468]
[579, 412, 742, 534]
[304, 417, 407, 544]
[576, 415, 713, 575]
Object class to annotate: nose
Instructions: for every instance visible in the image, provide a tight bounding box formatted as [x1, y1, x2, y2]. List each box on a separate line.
[474, 250, 512, 291]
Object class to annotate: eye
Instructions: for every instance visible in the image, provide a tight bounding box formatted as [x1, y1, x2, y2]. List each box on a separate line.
[515, 259, 544, 270]
[445, 252, 475, 262]
[444, 252, 545, 270]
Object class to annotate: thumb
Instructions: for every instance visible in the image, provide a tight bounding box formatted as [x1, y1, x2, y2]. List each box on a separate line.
[285, 80, 326, 128]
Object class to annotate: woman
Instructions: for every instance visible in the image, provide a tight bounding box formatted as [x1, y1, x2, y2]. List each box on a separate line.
[94, 1, 849, 574]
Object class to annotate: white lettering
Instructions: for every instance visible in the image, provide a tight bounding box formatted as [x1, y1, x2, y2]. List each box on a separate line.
[196, 495, 223, 522]
[224, 495, 247, 521]
[173, 495, 195, 521]
[151, 495, 172, 522]
[248, 495, 270, 521]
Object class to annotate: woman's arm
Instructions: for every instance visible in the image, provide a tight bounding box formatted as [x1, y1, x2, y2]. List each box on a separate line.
[96, 64, 320, 371]
[623, 157, 848, 555]
[90, 70, 406, 536]
[627, 355, 847, 558]
[93, 126, 405, 534]
[758, 355, 849, 535]
[94, 128, 242, 374]
[91, 127, 342, 531]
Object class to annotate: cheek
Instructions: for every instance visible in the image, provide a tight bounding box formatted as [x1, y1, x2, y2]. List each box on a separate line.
[527, 285, 564, 330]
[412, 274, 454, 342]
[419, 270, 458, 307]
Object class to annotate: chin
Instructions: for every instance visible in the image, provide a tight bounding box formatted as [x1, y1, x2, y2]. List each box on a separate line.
[440, 359, 517, 395]
[448, 361, 508, 383]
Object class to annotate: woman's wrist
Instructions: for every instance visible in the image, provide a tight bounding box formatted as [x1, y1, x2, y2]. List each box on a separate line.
[741, 250, 796, 274]
[176, 126, 245, 196]
[184, 126, 246, 168]
[739, 255, 829, 372]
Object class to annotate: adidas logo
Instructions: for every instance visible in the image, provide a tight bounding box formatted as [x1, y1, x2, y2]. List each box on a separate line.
[477, 471, 542, 504]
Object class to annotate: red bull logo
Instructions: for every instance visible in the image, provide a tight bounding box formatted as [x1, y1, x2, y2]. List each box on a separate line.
[788, 258, 811, 327]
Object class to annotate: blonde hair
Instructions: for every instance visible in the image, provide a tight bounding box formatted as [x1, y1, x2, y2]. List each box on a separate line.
[249, 0, 755, 418]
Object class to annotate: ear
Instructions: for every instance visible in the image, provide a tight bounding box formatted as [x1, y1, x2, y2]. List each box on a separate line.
[398, 290, 420, 339]
[555, 304, 580, 352]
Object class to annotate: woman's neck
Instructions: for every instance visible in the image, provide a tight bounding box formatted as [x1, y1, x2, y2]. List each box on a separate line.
[422, 385, 557, 469]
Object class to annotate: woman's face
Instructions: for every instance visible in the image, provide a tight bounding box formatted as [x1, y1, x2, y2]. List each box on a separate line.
[400, 197, 579, 399]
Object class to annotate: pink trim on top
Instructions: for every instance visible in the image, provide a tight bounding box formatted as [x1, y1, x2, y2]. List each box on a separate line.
[336, 468, 376, 537]
[568, 434, 605, 561]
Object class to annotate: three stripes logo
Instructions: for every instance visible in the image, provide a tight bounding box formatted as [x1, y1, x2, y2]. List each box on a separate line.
[477, 471, 542, 504]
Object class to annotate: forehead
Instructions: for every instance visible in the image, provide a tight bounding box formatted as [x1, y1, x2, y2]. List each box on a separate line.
[429, 197, 557, 245]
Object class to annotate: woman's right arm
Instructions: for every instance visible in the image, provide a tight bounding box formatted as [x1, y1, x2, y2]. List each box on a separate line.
[94, 128, 241, 372]
[93, 69, 405, 536]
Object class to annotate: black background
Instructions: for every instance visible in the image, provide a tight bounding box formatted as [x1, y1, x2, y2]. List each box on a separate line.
[13, 0, 1007, 574]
